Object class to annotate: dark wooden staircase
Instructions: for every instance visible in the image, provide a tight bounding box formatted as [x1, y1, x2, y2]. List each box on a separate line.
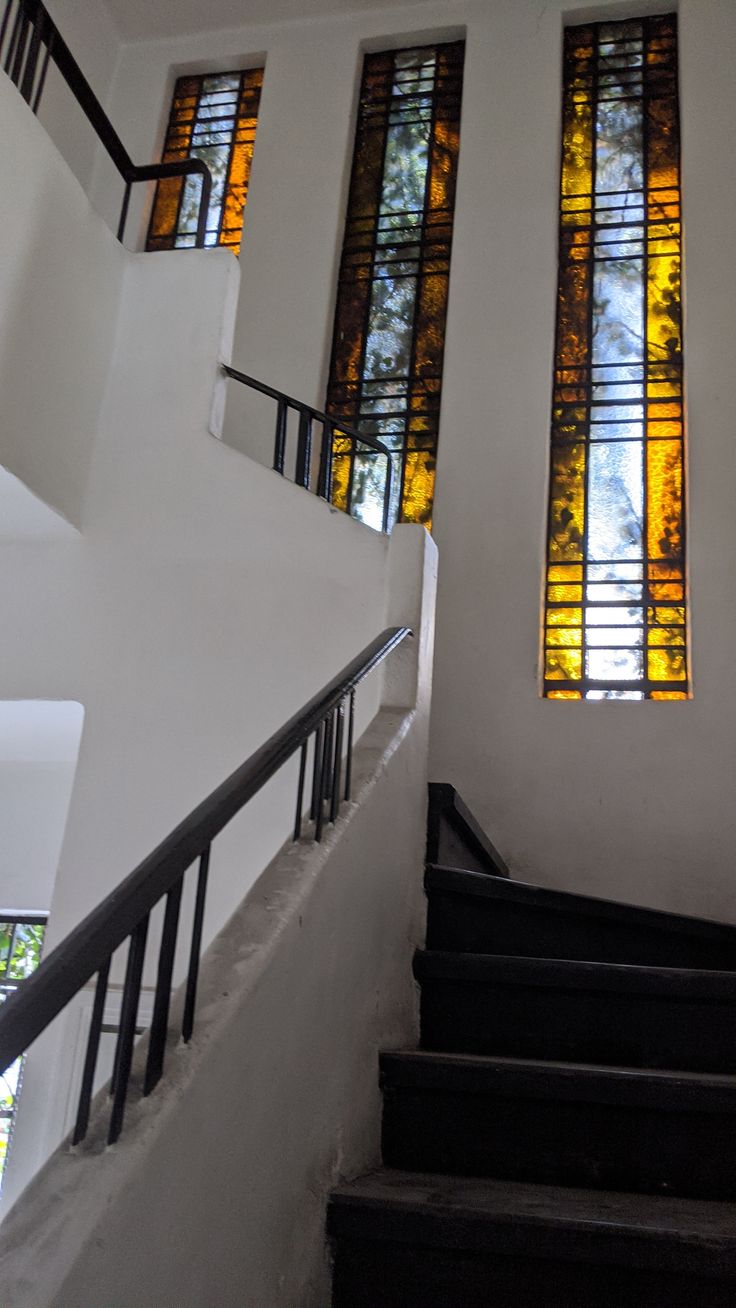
[328, 785, 736, 1306]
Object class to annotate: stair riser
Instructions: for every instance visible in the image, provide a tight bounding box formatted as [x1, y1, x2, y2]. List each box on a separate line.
[382, 1087, 736, 1199]
[419, 980, 736, 1071]
[426, 892, 736, 969]
[331, 1240, 735, 1308]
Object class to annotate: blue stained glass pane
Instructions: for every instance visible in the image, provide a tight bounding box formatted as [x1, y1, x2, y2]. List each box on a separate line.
[592, 258, 644, 364]
[587, 441, 643, 560]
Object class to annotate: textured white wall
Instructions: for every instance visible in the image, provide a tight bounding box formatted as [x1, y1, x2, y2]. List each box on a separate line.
[96, 0, 736, 922]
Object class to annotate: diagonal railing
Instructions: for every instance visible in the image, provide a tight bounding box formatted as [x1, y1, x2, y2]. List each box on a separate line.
[223, 365, 395, 533]
[0, 0, 212, 244]
[0, 627, 411, 1152]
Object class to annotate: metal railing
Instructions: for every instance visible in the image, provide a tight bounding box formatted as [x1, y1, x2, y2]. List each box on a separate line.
[0, 627, 411, 1151]
[0, 0, 212, 244]
[223, 365, 394, 533]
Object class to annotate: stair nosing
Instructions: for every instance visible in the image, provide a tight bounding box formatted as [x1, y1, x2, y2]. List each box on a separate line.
[425, 864, 736, 943]
[379, 1049, 736, 1110]
[414, 947, 736, 999]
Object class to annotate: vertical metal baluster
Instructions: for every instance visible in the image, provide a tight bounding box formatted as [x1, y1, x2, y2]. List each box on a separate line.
[19, 8, 41, 103]
[315, 712, 334, 842]
[72, 959, 110, 1146]
[117, 179, 132, 243]
[9, 5, 28, 83]
[143, 876, 184, 1096]
[293, 739, 308, 840]
[273, 398, 288, 474]
[344, 689, 356, 801]
[317, 421, 331, 499]
[31, 26, 52, 114]
[108, 916, 149, 1145]
[182, 845, 210, 1044]
[3, 1, 21, 74]
[310, 721, 324, 821]
[295, 410, 312, 489]
[382, 454, 393, 534]
[330, 699, 345, 824]
[0, 0, 16, 66]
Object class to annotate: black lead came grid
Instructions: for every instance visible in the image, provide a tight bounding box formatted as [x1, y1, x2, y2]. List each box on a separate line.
[544, 15, 687, 701]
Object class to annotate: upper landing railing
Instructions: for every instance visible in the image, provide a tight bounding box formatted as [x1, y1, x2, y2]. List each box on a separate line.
[223, 365, 394, 534]
[0, 627, 411, 1152]
[0, 0, 212, 244]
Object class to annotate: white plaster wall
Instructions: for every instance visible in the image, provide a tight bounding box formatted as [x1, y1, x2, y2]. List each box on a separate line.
[39, 0, 122, 193]
[0, 528, 436, 1307]
[0, 764, 75, 911]
[98, 0, 736, 922]
[0, 71, 124, 528]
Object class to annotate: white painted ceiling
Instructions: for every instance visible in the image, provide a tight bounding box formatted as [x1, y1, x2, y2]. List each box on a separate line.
[101, 0, 428, 41]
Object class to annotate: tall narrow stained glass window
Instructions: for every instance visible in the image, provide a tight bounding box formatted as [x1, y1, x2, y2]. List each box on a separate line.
[146, 68, 264, 256]
[544, 15, 687, 700]
[326, 42, 464, 531]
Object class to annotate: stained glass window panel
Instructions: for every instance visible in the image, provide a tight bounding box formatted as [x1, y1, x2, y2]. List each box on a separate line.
[544, 15, 687, 700]
[147, 68, 264, 256]
[326, 42, 464, 530]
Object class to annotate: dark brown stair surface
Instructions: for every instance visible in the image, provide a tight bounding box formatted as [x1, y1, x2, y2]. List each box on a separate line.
[425, 865, 736, 968]
[416, 949, 736, 1071]
[329, 1171, 736, 1307]
[380, 1051, 736, 1199]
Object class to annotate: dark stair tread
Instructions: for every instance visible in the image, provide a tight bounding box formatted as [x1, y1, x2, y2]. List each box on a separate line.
[426, 864, 736, 943]
[415, 949, 736, 999]
[329, 1169, 736, 1274]
[380, 1050, 736, 1110]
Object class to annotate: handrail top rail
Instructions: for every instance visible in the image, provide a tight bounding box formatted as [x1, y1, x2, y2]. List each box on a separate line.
[222, 364, 392, 459]
[0, 626, 411, 1073]
[9, 0, 212, 234]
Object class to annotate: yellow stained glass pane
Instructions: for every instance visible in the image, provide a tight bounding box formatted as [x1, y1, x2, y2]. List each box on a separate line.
[648, 606, 685, 625]
[549, 444, 585, 561]
[648, 649, 687, 681]
[648, 254, 681, 361]
[650, 691, 688, 700]
[561, 100, 593, 199]
[546, 627, 582, 647]
[547, 690, 582, 699]
[647, 626, 685, 648]
[548, 564, 583, 582]
[547, 607, 582, 627]
[647, 381, 681, 399]
[330, 434, 353, 512]
[402, 451, 436, 527]
[647, 440, 682, 561]
[548, 585, 583, 603]
[649, 561, 683, 581]
[545, 649, 582, 681]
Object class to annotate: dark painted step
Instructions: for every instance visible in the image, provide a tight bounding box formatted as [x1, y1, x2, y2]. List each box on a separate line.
[426, 865, 736, 968]
[329, 1170, 736, 1307]
[416, 950, 736, 1072]
[381, 1050, 736, 1199]
[426, 784, 509, 877]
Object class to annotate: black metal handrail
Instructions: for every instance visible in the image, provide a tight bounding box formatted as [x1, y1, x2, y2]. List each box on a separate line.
[0, 0, 212, 244]
[0, 626, 411, 1151]
[223, 365, 394, 534]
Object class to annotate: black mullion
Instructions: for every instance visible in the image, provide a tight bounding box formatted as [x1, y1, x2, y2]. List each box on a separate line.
[398, 46, 439, 524]
[213, 69, 243, 248]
